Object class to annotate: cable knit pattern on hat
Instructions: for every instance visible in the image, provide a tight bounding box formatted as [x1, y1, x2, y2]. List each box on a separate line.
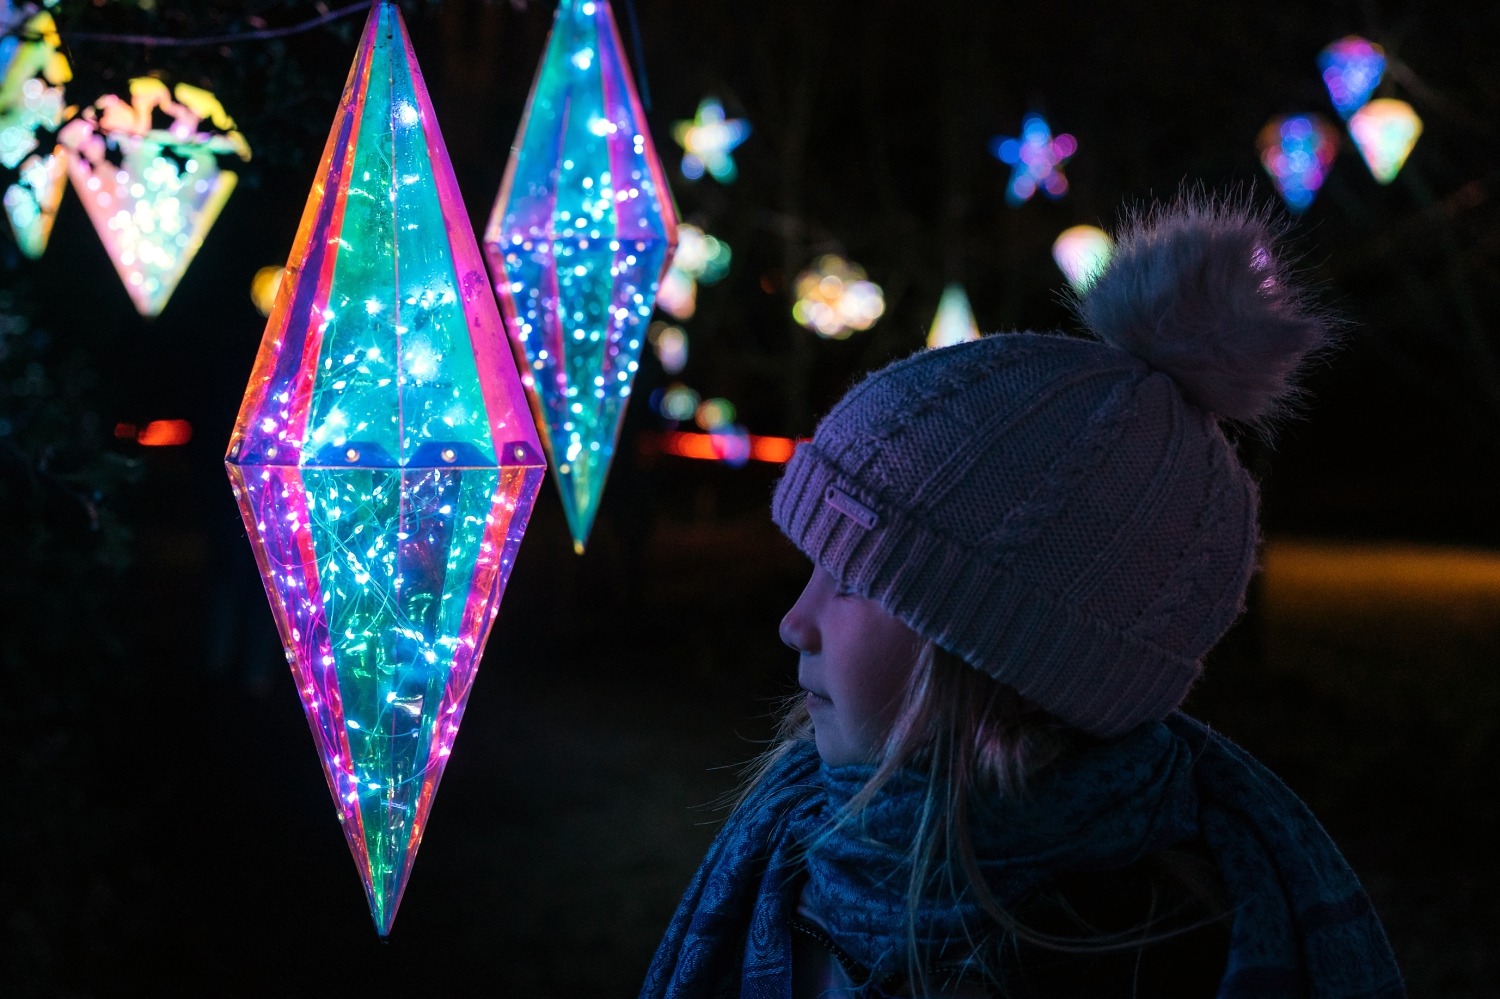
[772, 194, 1337, 737]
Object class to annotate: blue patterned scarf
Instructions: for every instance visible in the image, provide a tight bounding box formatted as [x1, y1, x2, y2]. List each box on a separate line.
[640, 714, 1404, 998]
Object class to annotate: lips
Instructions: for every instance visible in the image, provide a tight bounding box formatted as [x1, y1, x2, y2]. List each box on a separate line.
[801, 686, 831, 708]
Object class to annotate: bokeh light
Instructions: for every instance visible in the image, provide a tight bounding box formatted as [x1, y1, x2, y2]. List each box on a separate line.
[672, 97, 749, 183]
[926, 283, 980, 348]
[1318, 36, 1386, 120]
[1257, 114, 1340, 213]
[1347, 98, 1422, 184]
[0, 8, 72, 258]
[647, 320, 688, 374]
[694, 396, 735, 432]
[249, 264, 284, 317]
[657, 382, 700, 422]
[1051, 225, 1115, 292]
[990, 113, 1077, 206]
[792, 254, 885, 339]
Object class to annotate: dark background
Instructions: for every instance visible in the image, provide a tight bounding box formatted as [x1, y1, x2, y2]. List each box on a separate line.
[2, 0, 1497, 994]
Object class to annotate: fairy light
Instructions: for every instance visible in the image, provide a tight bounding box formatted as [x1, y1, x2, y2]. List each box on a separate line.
[1051, 225, 1115, 292]
[792, 254, 885, 339]
[1257, 114, 1340, 213]
[484, 0, 677, 555]
[990, 113, 1076, 206]
[672, 97, 749, 183]
[225, 3, 544, 937]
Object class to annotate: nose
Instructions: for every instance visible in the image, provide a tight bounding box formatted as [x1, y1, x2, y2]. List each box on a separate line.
[779, 575, 819, 654]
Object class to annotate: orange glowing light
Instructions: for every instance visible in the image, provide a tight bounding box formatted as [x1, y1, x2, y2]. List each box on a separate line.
[648, 431, 797, 464]
[135, 419, 193, 446]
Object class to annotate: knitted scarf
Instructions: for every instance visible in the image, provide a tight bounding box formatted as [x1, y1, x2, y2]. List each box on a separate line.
[639, 714, 1404, 999]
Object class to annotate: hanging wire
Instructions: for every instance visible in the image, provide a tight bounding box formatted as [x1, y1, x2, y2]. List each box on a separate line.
[57, 1, 376, 47]
[620, 0, 653, 112]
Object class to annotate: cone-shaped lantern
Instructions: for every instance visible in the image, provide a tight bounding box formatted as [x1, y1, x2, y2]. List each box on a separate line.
[484, 0, 678, 554]
[225, 3, 545, 936]
[926, 283, 979, 349]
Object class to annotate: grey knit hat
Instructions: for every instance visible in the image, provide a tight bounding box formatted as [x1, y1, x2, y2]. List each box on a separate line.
[772, 196, 1335, 737]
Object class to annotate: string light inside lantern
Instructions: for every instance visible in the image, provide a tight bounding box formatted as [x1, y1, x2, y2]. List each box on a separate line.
[1347, 98, 1422, 184]
[792, 254, 884, 340]
[484, 0, 678, 555]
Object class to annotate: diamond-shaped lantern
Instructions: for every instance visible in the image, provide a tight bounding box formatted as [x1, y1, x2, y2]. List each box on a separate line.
[0, 7, 72, 258]
[484, 0, 678, 554]
[225, 2, 544, 936]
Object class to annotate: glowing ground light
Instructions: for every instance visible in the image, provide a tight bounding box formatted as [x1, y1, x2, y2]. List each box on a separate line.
[250, 264, 285, 317]
[1051, 225, 1114, 292]
[672, 97, 749, 183]
[1347, 99, 1422, 184]
[226, 3, 545, 937]
[1256, 114, 1339, 213]
[793, 255, 884, 339]
[647, 429, 795, 465]
[58, 78, 251, 315]
[990, 114, 1076, 206]
[1318, 36, 1386, 120]
[0, 8, 71, 257]
[484, 0, 678, 555]
[926, 283, 979, 349]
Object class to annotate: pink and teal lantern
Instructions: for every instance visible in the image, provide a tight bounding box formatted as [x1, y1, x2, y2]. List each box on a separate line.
[59, 78, 250, 315]
[225, 2, 545, 936]
[1318, 36, 1386, 120]
[1347, 98, 1421, 184]
[1257, 114, 1339, 214]
[990, 113, 1076, 206]
[484, 0, 678, 554]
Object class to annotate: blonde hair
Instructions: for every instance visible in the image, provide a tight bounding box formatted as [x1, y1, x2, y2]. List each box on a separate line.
[740, 640, 1226, 991]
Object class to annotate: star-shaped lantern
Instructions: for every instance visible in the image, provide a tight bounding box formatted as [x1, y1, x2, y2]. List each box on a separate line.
[990, 113, 1076, 206]
[484, 0, 678, 554]
[226, 2, 545, 935]
[672, 97, 749, 183]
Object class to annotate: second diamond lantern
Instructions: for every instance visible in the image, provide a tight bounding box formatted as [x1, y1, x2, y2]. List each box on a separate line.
[485, 0, 678, 554]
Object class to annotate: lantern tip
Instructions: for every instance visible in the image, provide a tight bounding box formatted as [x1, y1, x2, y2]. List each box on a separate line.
[573, 539, 587, 556]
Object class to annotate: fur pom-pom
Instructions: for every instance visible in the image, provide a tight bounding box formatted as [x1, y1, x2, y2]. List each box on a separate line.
[1074, 192, 1339, 427]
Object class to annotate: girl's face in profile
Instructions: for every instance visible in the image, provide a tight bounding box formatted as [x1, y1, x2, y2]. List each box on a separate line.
[779, 566, 924, 766]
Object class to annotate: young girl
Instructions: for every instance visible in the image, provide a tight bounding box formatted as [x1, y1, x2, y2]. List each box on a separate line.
[641, 195, 1405, 998]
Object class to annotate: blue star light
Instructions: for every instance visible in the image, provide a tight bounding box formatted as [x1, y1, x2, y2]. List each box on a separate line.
[990, 113, 1077, 206]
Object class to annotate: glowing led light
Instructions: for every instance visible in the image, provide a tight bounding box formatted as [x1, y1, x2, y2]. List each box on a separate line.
[1257, 114, 1340, 213]
[484, 0, 677, 554]
[250, 264, 285, 317]
[1318, 36, 1386, 120]
[792, 255, 884, 340]
[135, 419, 193, 446]
[58, 77, 250, 315]
[926, 283, 980, 349]
[1051, 225, 1115, 292]
[646, 429, 792, 464]
[226, 3, 545, 937]
[671, 97, 749, 183]
[990, 114, 1076, 206]
[1347, 98, 1422, 184]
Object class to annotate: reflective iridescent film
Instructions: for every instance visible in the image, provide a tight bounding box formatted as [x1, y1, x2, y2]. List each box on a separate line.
[226, 2, 544, 936]
[484, 0, 678, 553]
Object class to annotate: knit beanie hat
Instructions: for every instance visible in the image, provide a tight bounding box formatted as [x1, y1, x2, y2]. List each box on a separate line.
[771, 195, 1335, 738]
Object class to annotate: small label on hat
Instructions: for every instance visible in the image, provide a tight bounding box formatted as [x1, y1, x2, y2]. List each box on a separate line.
[825, 486, 880, 529]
